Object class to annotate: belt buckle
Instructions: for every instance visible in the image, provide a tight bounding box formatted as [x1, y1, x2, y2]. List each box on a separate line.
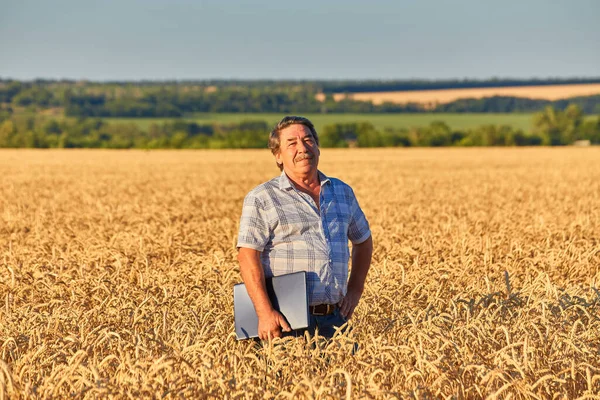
[312, 304, 333, 316]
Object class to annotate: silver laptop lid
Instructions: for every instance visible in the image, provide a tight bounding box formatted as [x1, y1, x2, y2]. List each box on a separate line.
[234, 271, 309, 340]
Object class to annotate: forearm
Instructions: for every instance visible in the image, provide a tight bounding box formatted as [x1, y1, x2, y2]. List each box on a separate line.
[237, 247, 273, 317]
[348, 235, 373, 292]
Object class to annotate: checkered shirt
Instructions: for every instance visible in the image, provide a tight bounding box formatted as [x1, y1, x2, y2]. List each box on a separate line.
[237, 170, 371, 306]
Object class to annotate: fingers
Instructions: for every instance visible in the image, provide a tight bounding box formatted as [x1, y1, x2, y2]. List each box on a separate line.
[258, 310, 290, 340]
[259, 328, 281, 341]
[338, 297, 347, 317]
[340, 298, 351, 318]
[279, 316, 292, 332]
[346, 305, 355, 320]
[342, 304, 352, 319]
[259, 317, 289, 340]
[258, 328, 268, 341]
[340, 295, 357, 319]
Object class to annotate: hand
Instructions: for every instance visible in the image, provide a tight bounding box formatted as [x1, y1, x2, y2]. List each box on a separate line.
[338, 286, 363, 319]
[257, 309, 292, 341]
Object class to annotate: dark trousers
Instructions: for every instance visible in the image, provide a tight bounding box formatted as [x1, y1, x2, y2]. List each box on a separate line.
[283, 307, 350, 339]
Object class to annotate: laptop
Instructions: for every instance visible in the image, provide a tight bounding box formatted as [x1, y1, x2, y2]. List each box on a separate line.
[234, 271, 310, 340]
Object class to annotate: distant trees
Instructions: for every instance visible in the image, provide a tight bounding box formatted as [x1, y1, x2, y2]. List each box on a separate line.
[0, 107, 598, 149]
[532, 104, 597, 145]
[59, 91, 600, 116]
[1, 77, 599, 148]
[12, 87, 57, 107]
[319, 78, 600, 94]
[2, 79, 600, 115]
[0, 116, 266, 149]
[435, 95, 600, 114]
[0, 81, 24, 103]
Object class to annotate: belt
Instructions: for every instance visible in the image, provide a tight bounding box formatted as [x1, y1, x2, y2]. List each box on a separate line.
[309, 304, 336, 316]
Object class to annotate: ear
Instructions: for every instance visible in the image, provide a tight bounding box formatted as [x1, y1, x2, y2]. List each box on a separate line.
[275, 151, 282, 166]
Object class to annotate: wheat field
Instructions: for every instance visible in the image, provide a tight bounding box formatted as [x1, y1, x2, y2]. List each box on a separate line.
[1, 148, 599, 399]
[319, 83, 600, 107]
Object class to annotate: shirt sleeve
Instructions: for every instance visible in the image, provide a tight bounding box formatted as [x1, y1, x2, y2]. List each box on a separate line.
[348, 187, 371, 245]
[236, 191, 270, 251]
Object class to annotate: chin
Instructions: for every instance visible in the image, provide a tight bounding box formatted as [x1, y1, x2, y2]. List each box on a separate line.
[301, 167, 317, 175]
[290, 165, 312, 174]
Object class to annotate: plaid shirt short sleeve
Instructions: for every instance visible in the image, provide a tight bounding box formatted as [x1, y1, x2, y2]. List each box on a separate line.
[237, 192, 270, 251]
[347, 186, 371, 245]
[237, 171, 371, 306]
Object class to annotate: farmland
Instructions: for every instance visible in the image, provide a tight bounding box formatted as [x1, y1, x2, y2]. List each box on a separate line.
[323, 83, 600, 107]
[104, 112, 539, 132]
[1, 148, 600, 398]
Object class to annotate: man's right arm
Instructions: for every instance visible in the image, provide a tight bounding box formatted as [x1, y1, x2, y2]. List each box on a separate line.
[237, 247, 291, 340]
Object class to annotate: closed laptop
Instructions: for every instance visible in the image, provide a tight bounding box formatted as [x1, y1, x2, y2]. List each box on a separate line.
[234, 271, 310, 340]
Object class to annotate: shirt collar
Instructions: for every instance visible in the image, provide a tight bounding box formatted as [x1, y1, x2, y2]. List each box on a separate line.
[278, 170, 331, 191]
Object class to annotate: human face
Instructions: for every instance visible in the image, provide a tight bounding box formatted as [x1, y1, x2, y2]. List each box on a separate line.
[275, 124, 320, 179]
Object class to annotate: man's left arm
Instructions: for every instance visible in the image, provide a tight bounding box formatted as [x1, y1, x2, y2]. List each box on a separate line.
[339, 235, 373, 319]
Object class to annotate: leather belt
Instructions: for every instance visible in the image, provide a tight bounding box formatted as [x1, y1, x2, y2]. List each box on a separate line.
[309, 304, 336, 316]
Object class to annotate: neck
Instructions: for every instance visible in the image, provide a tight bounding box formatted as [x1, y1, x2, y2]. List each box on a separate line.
[285, 169, 320, 192]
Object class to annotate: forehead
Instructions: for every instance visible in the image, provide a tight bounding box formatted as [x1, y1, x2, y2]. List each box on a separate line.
[279, 124, 314, 141]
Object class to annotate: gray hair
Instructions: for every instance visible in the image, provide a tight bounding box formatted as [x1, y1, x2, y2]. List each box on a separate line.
[268, 116, 319, 171]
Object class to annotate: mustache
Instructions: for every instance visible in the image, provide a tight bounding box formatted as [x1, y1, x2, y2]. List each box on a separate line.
[295, 153, 313, 162]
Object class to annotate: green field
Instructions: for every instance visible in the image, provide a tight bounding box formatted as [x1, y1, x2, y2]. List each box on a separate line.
[103, 113, 541, 132]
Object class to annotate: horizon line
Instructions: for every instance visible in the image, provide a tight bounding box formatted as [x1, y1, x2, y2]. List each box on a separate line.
[2, 76, 600, 84]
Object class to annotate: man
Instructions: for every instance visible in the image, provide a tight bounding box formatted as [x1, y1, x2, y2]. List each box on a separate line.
[237, 116, 373, 341]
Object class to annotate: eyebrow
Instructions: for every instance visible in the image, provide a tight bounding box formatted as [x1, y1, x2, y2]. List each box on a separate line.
[286, 134, 313, 142]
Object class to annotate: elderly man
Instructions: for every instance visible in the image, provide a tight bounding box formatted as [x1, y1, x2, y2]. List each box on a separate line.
[237, 116, 373, 341]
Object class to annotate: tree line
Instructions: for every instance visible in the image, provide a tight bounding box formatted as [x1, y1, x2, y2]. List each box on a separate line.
[2, 79, 600, 116]
[1, 106, 598, 149]
[319, 77, 600, 94]
[5, 76, 599, 92]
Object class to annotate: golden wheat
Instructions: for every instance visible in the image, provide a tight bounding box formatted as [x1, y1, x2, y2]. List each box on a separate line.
[316, 83, 600, 106]
[1, 148, 599, 399]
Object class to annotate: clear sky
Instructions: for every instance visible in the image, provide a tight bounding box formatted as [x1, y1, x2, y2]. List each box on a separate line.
[1, 0, 599, 81]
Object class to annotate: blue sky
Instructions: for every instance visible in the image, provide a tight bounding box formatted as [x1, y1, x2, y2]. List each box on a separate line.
[1, 0, 599, 81]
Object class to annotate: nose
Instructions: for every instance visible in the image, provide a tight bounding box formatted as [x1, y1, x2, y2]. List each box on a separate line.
[297, 139, 307, 152]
